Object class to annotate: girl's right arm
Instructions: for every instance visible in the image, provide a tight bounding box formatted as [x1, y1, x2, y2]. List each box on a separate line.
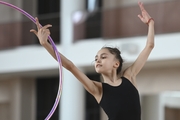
[30, 18, 102, 102]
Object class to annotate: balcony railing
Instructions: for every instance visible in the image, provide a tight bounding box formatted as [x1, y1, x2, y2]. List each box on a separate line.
[0, 13, 60, 50]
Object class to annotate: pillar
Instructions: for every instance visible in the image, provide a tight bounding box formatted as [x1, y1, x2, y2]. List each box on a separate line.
[60, 0, 86, 120]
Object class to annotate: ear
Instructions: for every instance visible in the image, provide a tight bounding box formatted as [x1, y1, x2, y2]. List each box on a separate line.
[114, 61, 120, 68]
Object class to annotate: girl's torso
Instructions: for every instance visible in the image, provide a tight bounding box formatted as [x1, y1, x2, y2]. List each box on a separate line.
[98, 77, 141, 120]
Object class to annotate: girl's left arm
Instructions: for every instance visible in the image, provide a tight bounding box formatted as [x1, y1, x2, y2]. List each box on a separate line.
[123, 2, 155, 82]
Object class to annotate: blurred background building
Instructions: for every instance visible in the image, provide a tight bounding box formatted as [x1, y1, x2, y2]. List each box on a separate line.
[0, 0, 180, 120]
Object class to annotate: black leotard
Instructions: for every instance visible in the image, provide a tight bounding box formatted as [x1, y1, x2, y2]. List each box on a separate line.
[99, 77, 141, 120]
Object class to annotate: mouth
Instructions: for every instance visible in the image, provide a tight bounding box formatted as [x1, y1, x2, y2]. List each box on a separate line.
[96, 64, 102, 68]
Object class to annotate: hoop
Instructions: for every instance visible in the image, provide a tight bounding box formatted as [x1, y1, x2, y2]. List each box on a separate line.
[0, 1, 63, 120]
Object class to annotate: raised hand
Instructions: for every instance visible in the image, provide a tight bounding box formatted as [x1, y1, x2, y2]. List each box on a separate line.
[138, 1, 153, 25]
[30, 17, 52, 45]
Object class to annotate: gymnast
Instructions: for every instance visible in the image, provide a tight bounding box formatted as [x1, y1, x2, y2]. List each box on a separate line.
[30, 1, 154, 120]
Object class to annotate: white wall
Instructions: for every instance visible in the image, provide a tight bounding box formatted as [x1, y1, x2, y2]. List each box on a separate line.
[0, 32, 180, 77]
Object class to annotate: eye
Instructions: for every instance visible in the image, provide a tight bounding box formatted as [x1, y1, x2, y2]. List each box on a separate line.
[95, 58, 97, 61]
[101, 56, 106, 59]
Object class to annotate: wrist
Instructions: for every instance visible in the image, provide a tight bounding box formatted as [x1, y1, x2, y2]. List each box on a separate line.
[147, 18, 154, 26]
[40, 39, 49, 46]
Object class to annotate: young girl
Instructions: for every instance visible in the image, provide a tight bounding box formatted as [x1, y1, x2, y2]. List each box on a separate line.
[30, 2, 154, 120]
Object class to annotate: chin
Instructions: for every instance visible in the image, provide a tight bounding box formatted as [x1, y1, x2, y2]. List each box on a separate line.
[95, 69, 101, 74]
[95, 67, 107, 74]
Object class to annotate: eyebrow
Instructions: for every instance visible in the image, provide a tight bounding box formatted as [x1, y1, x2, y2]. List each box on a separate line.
[95, 53, 108, 58]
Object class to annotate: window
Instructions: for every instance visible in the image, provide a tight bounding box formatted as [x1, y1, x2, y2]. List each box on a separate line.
[38, 0, 60, 15]
[73, 0, 102, 42]
[36, 77, 59, 120]
[37, 0, 60, 44]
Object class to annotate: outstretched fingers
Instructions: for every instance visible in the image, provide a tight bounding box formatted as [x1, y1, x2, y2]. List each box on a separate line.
[138, 1, 145, 12]
[30, 17, 52, 35]
[137, 14, 143, 20]
[138, 1, 152, 24]
[139, 1, 150, 16]
[30, 29, 37, 35]
[35, 17, 52, 30]
[30, 17, 41, 35]
[40, 24, 52, 37]
[35, 17, 41, 30]
[42, 24, 52, 30]
[137, 1, 144, 21]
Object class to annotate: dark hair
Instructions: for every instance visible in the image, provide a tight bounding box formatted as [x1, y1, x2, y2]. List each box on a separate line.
[102, 47, 124, 75]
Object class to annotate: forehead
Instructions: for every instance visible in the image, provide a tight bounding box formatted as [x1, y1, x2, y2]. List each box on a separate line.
[96, 48, 110, 56]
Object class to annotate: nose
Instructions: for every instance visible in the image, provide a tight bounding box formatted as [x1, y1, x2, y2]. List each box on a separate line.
[96, 58, 101, 63]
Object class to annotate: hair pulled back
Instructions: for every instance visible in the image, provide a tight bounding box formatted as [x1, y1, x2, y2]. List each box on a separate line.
[102, 47, 124, 75]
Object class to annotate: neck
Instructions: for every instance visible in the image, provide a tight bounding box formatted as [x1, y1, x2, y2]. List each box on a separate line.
[101, 73, 119, 83]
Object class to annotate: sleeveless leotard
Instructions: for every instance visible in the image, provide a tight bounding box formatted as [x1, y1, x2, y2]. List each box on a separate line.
[99, 77, 141, 120]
